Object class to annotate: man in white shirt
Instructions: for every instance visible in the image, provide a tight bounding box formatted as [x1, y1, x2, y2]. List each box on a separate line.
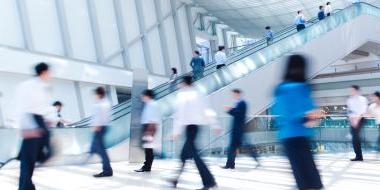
[170, 75, 218, 190]
[367, 91, 380, 151]
[89, 87, 113, 177]
[215, 46, 227, 69]
[135, 90, 161, 172]
[17, 62, 54, 190]
[346, 85, 368, 161]
[325, 2, 332, 16]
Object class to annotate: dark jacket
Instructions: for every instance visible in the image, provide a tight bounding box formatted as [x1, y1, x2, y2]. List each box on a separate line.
[318, 11, 325, 20]
[190, 56, 206, 71]
[228, 100, 247, 142]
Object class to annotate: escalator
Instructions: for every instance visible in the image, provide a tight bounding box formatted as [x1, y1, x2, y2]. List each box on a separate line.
[2, 3, 380, 166]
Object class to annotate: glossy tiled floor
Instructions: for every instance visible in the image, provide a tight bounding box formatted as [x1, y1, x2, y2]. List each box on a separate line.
[1, 153, 380, 190]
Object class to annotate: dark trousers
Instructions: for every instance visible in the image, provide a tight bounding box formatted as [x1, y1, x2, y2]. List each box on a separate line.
[141, 124, 157, 170]
[296, 24, 306, 32]
[350, 118, 364, 159]
[142, 148, 154, 170]
[326, 13, 331, 16]
[226, 136, 259, 168]
[19, 138, 41, 190]
[216, 64, 225, 69]
[283, 137, 323, 190]
[90, 127, 112, 173]
[177, 125, 216, 187]
[193, 69, 204, 81]
[18, 114, 51, 190]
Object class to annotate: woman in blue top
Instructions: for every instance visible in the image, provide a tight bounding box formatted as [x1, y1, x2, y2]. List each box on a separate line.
[272, 55, 323, 190]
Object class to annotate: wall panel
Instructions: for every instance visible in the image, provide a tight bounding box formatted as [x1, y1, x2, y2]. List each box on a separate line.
[0, 0, 24, 48]
[147, 28, 165, 75]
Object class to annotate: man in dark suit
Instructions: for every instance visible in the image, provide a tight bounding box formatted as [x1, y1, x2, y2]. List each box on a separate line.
[222, 89, 259, 169]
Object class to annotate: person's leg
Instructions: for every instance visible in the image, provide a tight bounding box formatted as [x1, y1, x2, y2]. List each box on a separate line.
[143, 148, 154, 171]
[351, 123, 363, 160]
[19, 138, 39, 190]
[93, 127, 112, 175]
[190, 125, 216, 187]
[283, 138, 307, 190]
[297, 138, 323, 189]
[225, 140, 238, 168]
[172, 126, 193, 187]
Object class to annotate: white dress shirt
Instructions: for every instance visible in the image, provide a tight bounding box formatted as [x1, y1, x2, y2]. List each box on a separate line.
[347, 95, 368, 117]
[215, 51, 227, 66]
[90, 98, 112, 127]
[368, 103, 380, 124]
[173, 87, 218, 136]
[141, 100, 161, 125]
[16, 78, 53, 129]
[325, 5, 332, 14]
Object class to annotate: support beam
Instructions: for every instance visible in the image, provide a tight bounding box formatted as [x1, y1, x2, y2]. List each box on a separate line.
[113, 0, 131, 69]
[153, 0, 171, 76]
[86, 0, 105, 63]
[15, 0, 34, 50]
[74, 82, 85, 119]
[55, 0, 73, 57]
[222, 29, 229, 55]
[170, 0, 187, 73]
[185, 5, 197, 52]
[134, 0, 154, 73]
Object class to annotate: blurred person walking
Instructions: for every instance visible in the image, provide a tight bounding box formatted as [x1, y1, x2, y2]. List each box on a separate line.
[190, 50, 206, 80]
[265, 26, 274, 46]
[169, 67, 178, 92]
[347, 85, 368, 161]
[367, 91, 380, 151]
[295, 10, 306, 32]
[318, 6, 325, 21]
[215, 46, 227, 69]
[273, 55, 323, 190]
[135, 90, 161, 172]
[222, 89, 259, 169]
[89, 87, 113, 177]
[170, 75, 218, 190]
[52, 101, 69, 128]
[16, 62, 54, 190]
[325, 2, 332, 17]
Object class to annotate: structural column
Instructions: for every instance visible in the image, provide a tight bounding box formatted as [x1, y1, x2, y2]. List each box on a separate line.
[87, 0, 105, 63]
[185, 4, 197, 52]
[55, 0, 74, 57]
[170, 0, 187, 73]
[113, 0, 131, 69]
[134, 0, 154, 73]
[15, 0, 34, 50]
[153, 0, 171, 75]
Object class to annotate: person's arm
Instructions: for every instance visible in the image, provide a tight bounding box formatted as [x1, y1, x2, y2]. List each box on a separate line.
[201, 58, 205, 67]
[190, 58, 194, 68]
[227, 102, 244, 116]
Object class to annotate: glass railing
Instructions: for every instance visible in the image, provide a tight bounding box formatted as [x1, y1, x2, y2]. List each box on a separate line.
[161, 115, 380, 159]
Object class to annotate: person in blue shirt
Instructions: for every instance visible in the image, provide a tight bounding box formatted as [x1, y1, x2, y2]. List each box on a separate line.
[190, 50, 206, 80]
[318, 6, 325, 21]
[272, 55, 323, 190]
[295, 10, 306, 32]
[265, 26, 274, 46]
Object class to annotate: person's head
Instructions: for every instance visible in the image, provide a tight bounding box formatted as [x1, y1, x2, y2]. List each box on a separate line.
[181, 75, 193, 87]
[141, 89, 154, 102]
[326, 2, 331, 5]
[283, 54, 308, 83]
[232, 89, 242, 100]
[53, 101, 63, 111]
[35, 62, 51, 81]
[297, 10, 302, 15]
[218, 46, 225, 52]
[94, 86, 106, 100]
[319, 5, 324, 10]
[193, 50, 201, 56]
[171, 67, 177, 74]
[350, 85, 360, 96]
[372, 91, 380, 104]
[265, 26, 271, 30]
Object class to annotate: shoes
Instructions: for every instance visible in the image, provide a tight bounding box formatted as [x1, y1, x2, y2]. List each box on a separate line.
[93, 171, 113, 178]
[169, 179, 178, 188]
[196, 183, 217, 190]
[220, 166, 235, 169]
[350, 158, 363, 161]
[134, 168, 151, 172]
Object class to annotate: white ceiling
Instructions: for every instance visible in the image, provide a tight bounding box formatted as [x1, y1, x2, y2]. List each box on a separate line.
[193, 0, 380, 38]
